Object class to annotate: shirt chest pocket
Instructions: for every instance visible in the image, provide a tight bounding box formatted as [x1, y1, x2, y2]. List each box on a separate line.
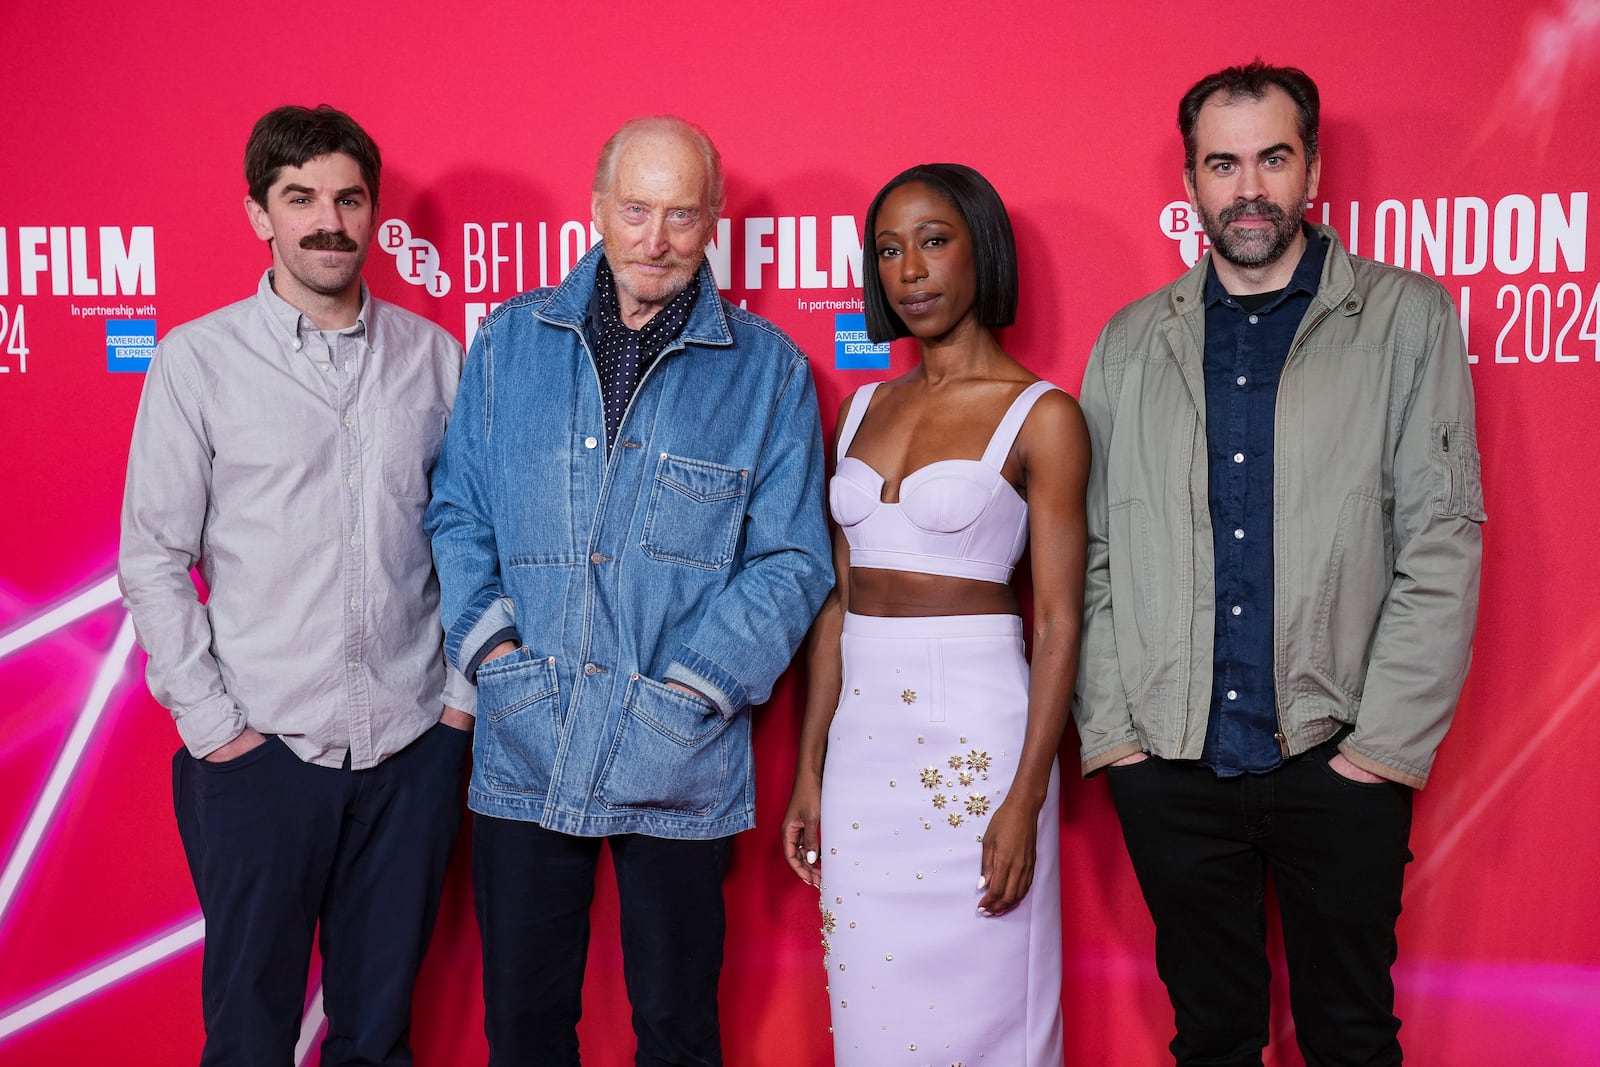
[379, 409, 447, 500]
[640, 453, 750, 570]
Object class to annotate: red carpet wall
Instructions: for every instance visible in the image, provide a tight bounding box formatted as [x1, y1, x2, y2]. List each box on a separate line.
[2, 2, 1597, 1064]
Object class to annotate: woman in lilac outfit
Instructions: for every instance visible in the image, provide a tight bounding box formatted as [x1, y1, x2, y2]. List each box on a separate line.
[783, 164, 1089, 1065]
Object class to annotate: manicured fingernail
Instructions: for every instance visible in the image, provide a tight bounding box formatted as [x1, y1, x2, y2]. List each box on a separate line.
[805, 850, 818, 865]
[977, 907, 992, 916]
[976, 875, 987, 890]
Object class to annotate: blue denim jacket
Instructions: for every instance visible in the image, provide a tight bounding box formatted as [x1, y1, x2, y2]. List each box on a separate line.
[427, 247, 832, 837]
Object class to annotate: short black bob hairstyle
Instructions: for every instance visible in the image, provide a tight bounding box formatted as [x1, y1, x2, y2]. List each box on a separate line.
[861, 163, 1019, 344]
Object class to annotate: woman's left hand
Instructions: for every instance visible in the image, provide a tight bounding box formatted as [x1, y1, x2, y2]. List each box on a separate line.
[977, 798, 1038, 916]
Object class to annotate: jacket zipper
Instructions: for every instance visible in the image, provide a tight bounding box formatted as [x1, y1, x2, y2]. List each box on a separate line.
[1271, 300, 1335, 758]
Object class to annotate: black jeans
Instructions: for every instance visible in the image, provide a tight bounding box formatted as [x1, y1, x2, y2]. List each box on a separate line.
[473, 815, 733, 1067]
[1108, 738, 1413, 1067]
[173, 722, 469, 1067]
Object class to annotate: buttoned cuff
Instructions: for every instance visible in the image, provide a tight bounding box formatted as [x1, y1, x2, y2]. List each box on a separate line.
[172, 693, 249, 759]
[441, 664, 477, 716]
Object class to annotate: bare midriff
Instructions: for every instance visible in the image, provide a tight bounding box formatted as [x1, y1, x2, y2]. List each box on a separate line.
[848, 566, 1019, 618]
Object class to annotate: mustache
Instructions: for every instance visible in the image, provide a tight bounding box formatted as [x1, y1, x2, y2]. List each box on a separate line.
[1218, 199, 1288, 227]
[619, 252, 696, 268]
[299, 231, 360, 252]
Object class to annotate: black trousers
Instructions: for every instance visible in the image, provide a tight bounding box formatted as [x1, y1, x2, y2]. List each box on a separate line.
[1108, 738, 1414, 1067]
[173, 723, 469, 1067]
[472, 814, 733, 1067]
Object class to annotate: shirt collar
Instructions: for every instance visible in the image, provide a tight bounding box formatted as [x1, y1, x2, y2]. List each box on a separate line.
[1204, 223, 1327, 310]
[257, 269, 371, 349]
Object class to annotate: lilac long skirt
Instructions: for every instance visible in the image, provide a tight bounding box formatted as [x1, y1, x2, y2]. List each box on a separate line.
[820, 612, 1064, 1066]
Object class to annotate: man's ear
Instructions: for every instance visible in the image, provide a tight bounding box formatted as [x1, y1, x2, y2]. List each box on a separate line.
[245, 195, 274, 243]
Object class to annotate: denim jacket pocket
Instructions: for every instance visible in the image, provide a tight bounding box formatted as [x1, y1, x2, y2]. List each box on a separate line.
[380, 409, 446, 500]
[640, 453, 750, 570]
[596, 673, 738, 815]
[475, 650, 562, 797]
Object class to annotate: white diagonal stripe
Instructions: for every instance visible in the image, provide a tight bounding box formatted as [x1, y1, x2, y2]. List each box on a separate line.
[0, 615, 138, 929]
[0, 915, 204, 1042]
[0, 574, 122, 659]
[295, 983, 327, 1065]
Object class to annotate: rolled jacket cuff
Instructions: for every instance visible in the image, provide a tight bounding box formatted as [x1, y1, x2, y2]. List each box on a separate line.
[1080, 735, 1146, 777]
[1337, 739, 1426, 789]
[666, 646, 747, 718]
[446, 591, 518, 680]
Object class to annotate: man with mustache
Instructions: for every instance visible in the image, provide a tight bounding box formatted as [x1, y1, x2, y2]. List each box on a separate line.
[426, 115, 831, 1065]
[1075, 61, 1484, 1065]
[120, 105, 472, 1066]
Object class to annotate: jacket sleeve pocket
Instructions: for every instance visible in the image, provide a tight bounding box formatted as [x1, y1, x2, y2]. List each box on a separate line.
[1429, 421, 1486, 522]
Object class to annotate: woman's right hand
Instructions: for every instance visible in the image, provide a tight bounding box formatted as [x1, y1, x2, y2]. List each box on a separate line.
[782, 777, 823, 888]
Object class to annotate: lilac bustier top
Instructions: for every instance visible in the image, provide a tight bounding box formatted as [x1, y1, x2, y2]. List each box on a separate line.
[828, 380, 1060, 584]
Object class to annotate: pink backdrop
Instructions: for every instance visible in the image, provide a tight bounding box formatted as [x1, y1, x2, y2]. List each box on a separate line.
[3, 2, 1598, 1063]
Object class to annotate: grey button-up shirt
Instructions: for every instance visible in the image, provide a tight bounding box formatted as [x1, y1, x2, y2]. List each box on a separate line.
[119, 271, 473, 769]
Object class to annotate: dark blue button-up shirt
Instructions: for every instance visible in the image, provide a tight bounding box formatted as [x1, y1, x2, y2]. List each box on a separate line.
[1200, 227, 1328, 776]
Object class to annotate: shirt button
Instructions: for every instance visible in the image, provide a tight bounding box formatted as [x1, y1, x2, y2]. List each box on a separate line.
[343, 414, 353, 428]
[1236, 375, 1247, 386]
[349, 535, 360, 547]
[1227, 689, 1238, 701]
[1233, 452, 1245, 463]
[584, 436, 598, 449]
[1234, 528, 1245, 539]
[347, 474, 356, 488]
[1231, 605, 1242, 616]
[1248, 314, 1260, 325]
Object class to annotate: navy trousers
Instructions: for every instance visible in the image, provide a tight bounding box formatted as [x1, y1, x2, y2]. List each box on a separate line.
[173, 723, 469, 1067]
[472, 815, 733, 1067]
[1108, 737, 1414, 1067]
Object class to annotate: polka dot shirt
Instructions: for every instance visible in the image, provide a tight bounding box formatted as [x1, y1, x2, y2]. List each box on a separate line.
[591, 258, 700, 451]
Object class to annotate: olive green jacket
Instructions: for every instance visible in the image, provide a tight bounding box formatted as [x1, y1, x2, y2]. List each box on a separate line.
[1074, 226, 1484, 788]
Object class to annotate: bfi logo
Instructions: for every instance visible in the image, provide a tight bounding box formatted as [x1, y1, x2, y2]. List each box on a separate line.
[1159, 201, 1212, 267]
[377, 218, 452, 297]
